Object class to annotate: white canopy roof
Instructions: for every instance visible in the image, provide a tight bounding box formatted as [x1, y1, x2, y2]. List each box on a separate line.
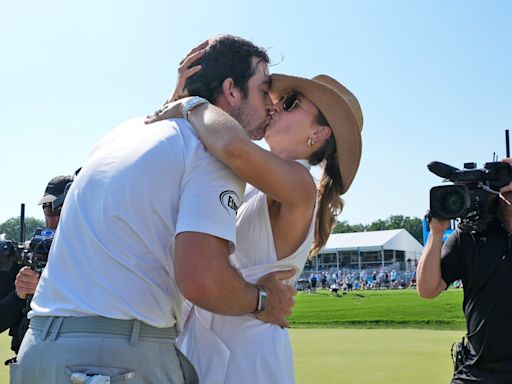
[320, 229, 423, 255]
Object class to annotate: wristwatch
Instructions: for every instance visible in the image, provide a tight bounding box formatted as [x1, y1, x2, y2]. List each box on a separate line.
[252, 287, 268, 314]
[181, 96, 208, 121]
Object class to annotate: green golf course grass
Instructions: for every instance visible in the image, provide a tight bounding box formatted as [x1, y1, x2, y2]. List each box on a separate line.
[0, 288, 466, 383]
[292, 328, 463, 383]
[290, 287, 465, 330]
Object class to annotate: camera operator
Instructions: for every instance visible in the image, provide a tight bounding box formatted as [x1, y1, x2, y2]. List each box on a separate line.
[417, 159, 512, 383]
[0, 175, 71, 358]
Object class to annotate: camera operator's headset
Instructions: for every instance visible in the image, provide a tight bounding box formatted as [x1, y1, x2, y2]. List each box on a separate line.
[51, 167, 81, 210]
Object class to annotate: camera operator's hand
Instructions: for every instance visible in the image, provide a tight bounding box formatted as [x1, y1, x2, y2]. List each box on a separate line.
[429, 218, 451, 236]
[255, 269, 297, 328]
[15, 267, 40, 299]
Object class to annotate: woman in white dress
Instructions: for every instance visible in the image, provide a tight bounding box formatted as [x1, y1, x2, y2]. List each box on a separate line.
[149, 57, 363, 383]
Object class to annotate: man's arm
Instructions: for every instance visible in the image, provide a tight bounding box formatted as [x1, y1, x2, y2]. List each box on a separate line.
[416, 218, 449, 299]
[175, 232, 296, 328]
[0, 290, 25, 333]
[0, 267, 33, 333]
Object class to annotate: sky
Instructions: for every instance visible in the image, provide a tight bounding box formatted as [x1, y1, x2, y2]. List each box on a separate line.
[1, 0, 511, 226]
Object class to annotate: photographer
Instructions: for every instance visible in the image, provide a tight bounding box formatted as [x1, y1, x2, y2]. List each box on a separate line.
[417, 159, 512, 383]
[0, 175, 71, 357]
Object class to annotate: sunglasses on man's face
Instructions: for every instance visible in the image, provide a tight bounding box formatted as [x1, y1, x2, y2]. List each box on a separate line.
[42, 203, 62, 217]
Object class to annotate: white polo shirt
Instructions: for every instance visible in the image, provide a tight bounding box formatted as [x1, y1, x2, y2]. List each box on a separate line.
[30, 117, 244, 330]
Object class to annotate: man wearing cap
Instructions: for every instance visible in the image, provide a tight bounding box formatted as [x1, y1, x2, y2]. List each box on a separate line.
[0, 175, 71, 360]
[12, 35, 295, 384]
[37, 175, 73, 230]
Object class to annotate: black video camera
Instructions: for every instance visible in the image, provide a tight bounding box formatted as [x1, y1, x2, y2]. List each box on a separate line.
[428, 161, 512, 232]
[0, 228, 54, 274]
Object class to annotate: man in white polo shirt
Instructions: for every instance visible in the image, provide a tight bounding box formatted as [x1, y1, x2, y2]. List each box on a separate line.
[11, 35, 296, 384]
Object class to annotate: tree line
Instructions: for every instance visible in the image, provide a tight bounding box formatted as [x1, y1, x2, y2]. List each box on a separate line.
[0, 217, 45, 241]
[0, 214, 424, 245]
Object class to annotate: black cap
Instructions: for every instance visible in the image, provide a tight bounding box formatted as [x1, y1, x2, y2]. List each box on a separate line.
[38, 176, 73, 205]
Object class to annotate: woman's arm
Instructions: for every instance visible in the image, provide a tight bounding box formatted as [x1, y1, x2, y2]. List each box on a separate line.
[187, 102, 317, 210]
[144, 40, 315, 210]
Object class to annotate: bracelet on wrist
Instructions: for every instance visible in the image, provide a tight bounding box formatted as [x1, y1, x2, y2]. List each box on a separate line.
[181, 96, 208, 121]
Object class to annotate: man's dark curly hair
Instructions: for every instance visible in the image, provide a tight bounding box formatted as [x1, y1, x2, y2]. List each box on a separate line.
[183, 35, 269, 103]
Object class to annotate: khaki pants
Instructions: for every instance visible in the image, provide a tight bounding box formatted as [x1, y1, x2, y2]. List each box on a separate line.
[10, 316, 198, 384]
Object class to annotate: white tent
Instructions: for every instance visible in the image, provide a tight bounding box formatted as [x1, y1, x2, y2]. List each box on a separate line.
[313, 229, 423, 271]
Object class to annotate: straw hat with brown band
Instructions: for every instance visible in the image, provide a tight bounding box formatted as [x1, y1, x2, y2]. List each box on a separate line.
[269, 74, 363, 195]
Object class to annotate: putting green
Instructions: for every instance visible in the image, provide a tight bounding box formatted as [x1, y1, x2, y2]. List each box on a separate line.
[291, 328, 464, 383]
[1, 328, 463, 383]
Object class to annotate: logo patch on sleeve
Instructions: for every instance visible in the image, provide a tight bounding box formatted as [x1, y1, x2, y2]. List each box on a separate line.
[219, 190, 240, 216]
